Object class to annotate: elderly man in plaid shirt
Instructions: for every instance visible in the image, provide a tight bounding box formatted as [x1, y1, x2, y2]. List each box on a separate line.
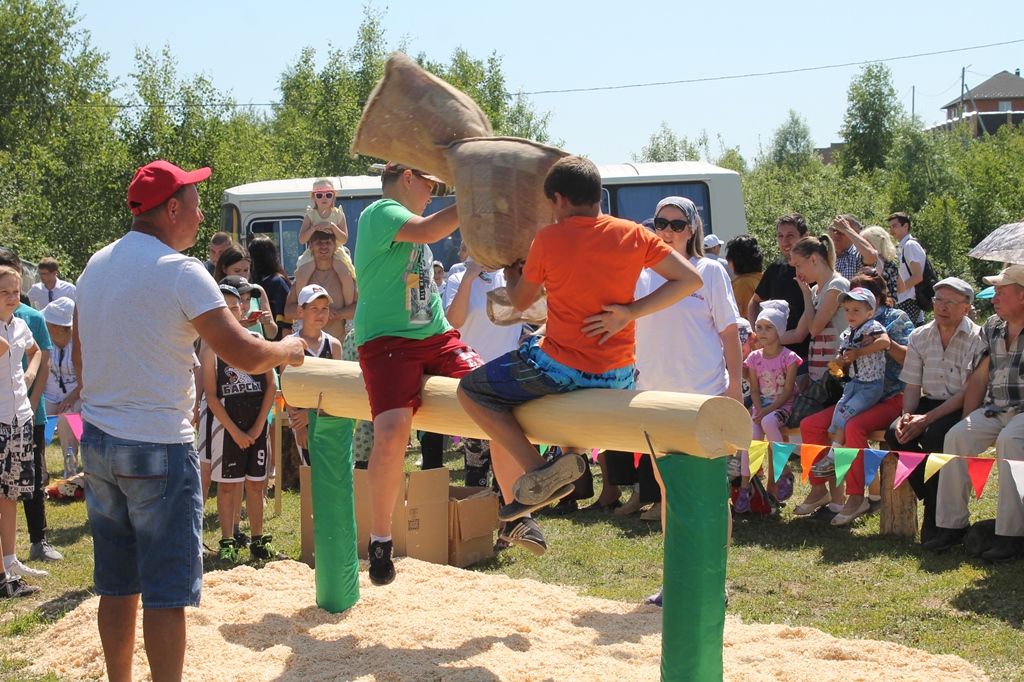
[926, 265, 1024, 561]
[886, 277, 986, 544]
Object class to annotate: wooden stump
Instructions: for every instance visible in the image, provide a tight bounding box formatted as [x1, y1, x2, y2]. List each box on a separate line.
[879, 453, 918, 537]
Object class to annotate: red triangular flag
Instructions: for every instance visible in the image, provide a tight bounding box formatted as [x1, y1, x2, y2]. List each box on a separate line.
[633, 452, 643, 468]
[893, 451, 927, 489]
[965, 457, 996, 500]
[800, 444, 828, 482]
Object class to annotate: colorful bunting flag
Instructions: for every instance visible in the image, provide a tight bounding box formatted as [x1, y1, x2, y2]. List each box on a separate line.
[44, 415, 59, 445]
[771, 442, 797, 483]
[799, 444, 828, 482]
[833, 448, 859, 487]
[863, 449, 888, 487]
[590, 448, 600, 464]
[923, 453, 957, 483]
[1006, 461, 1024, 504]
[61, 413, 84, 443]
[893, 452, 927, 488]
[634, 452, 643, 468]
[747, 441, 769, 477]
[965, 457, 996, 500]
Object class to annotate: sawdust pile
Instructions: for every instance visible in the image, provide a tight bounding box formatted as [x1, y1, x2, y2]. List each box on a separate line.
[17, 559, 985, 681]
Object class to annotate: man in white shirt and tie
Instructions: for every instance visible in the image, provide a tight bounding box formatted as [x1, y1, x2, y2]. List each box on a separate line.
[28, 257, 76, 310]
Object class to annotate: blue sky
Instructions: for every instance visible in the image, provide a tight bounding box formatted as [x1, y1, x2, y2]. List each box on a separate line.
[75, 1, 1023, 166]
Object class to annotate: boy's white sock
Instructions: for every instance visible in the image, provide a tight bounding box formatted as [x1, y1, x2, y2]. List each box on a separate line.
[370, 534, 392, 544]
[2, 554, 15, 571]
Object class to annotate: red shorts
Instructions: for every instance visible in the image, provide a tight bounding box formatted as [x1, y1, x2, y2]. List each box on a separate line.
[358, 329, 483, 419]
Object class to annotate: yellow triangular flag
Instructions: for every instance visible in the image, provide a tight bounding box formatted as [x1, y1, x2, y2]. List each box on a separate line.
[923, 453, 957, 482]
[747, 441, 769, 477]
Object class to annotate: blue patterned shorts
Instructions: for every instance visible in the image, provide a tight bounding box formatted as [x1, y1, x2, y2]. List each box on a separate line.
[459, 336, 636, 412]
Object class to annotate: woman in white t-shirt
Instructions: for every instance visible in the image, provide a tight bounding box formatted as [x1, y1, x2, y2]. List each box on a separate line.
[632, 196, 742, 606]
[788, 234, 849, 515]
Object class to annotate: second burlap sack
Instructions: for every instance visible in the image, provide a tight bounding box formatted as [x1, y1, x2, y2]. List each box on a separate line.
[445, 136, 569, 271]
[351, 52, 493, 184]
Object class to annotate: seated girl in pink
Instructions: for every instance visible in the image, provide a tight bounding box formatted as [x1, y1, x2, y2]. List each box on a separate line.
[740, 300, 802, 504]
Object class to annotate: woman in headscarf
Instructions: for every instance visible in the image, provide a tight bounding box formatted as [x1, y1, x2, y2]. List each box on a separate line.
[634, 196, 742, 605]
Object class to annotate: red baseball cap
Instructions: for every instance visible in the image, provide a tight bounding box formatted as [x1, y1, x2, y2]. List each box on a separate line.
[127, 160, 211, 216]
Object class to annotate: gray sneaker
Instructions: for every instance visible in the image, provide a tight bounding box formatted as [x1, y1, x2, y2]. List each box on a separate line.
[29, 540, 63, 562]
[513, 454, 586, 505]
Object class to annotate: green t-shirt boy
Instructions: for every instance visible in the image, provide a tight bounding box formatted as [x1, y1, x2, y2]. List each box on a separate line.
[353, 199, 450, 346]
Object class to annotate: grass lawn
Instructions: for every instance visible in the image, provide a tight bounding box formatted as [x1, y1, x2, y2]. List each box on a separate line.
[2, 443, 1023, 681]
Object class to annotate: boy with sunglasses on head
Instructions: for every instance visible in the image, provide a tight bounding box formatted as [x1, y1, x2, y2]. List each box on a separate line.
[458, 155, 703, 553]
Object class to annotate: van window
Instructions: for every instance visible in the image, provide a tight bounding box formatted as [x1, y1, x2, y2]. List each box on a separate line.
[611, 182, 712, 231]
[248, 218, 303, 273]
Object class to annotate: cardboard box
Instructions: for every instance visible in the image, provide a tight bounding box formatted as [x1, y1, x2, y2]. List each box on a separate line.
[448, 486, 500, 568]
[353, 467, 449, 565]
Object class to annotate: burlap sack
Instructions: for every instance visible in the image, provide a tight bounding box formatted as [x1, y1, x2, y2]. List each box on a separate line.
[351, 52, 494, 184]
[445, 137, 569, 270]
[486, 287, 548, 326]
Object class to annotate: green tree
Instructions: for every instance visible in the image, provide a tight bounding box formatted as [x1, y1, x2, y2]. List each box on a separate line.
[839, 63, 903, 174]
[633, 122, 705, 162]
[767, 110, 815, 171]
[912, 195, 971, 279]
[0, 0, 126, 274]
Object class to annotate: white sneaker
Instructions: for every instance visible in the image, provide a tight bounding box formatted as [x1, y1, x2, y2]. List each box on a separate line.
[5, 558, 48, 579]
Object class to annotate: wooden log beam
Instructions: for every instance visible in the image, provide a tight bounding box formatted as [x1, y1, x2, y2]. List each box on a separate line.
[281, 359, 751, 459]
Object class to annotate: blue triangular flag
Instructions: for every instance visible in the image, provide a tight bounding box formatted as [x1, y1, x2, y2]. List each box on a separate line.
[770, 442, 798, 483]
[863, 448, 889, 487]
[44, 415, 59, 445]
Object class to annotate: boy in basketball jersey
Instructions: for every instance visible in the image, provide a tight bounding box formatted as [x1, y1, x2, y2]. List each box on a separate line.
[282, 284, 343, 457]
[199, 284, 278, 562]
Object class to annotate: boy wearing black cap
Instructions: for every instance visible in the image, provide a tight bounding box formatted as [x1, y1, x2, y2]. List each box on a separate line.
[199, 284, 278, 563]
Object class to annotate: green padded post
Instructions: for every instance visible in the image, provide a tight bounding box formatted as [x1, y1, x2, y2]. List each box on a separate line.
[308, 412, 360, 613]
[656, 454, 728, 682]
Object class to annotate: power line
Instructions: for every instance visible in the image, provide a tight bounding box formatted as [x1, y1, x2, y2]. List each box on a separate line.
[521, 38, 1024, 95]
[1, 38, 1020, 109]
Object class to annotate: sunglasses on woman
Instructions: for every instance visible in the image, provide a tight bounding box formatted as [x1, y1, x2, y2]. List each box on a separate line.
[653, 217, 690, 232]
[313, 191, 335, 200]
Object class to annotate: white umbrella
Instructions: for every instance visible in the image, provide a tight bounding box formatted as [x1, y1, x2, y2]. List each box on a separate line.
[968, 221, 1024, 264]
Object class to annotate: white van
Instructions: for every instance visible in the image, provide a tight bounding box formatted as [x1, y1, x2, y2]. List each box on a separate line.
[220, 161, 746, 275]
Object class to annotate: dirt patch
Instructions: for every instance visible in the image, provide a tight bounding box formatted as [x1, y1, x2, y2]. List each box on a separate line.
[15, 559, 985, 681]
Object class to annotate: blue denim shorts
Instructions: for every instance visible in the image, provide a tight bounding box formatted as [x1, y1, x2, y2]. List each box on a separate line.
[459, 335, 636, 412]
[81, 422, 203, 609]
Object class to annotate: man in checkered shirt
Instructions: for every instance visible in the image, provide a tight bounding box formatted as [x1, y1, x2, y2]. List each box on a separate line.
[886, 277, 986, 544]
[926, 265, 1024, 561]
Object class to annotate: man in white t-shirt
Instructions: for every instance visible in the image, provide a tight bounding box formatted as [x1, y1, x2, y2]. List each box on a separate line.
[74, 160, 306, 682]
[889, 211, 926, 326]
[28, 257, 76, 310]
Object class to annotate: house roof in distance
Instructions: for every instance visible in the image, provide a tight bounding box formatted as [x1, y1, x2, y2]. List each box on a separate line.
[943, 70, 1024, 109]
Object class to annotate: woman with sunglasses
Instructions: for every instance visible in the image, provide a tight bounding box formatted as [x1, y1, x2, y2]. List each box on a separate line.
[633, 196, 742, 606]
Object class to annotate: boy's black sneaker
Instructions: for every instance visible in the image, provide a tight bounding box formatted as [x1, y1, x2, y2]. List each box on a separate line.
[0, 576, 40, 598]
[250, 535, 285, 561]
[498, 484, 575, 522]
[499, 517, 547, 556]
[233, 530, 250, 549]
[368, 539, 396, 586]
